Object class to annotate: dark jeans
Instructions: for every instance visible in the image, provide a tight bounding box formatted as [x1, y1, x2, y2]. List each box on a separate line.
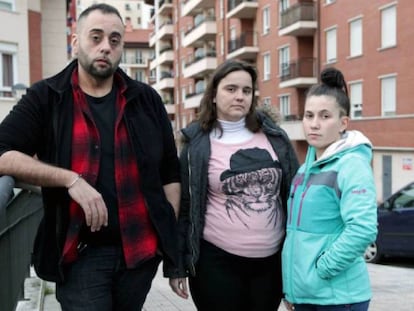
[56, 245, 161, 311]
[294, 301, 370, 311]
[189, 239, 283, 311]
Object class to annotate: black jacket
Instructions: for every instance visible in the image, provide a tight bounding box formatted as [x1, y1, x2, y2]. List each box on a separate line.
[0, 60, 180, 282]
[175, 112, 300, 277]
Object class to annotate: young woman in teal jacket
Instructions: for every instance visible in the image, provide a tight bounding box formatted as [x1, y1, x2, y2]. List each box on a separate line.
[282, 68, 378, 311]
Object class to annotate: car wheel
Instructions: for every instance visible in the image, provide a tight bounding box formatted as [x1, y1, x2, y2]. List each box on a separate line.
[364, 241, 382, 263]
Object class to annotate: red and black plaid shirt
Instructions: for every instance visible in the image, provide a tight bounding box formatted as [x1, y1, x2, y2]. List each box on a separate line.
[62, 68, 158, 267]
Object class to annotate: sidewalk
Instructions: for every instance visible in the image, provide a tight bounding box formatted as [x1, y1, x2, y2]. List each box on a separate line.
[18, 263, 414, 311]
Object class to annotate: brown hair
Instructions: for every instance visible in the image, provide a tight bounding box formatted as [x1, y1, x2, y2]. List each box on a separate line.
[307, 67, 350, 117]
[197, 59, 260, 133]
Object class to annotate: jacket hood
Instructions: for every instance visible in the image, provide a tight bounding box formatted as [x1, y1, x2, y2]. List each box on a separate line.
[307, 130, 373, 165]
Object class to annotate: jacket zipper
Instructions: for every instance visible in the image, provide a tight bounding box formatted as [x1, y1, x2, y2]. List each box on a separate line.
[288, 175, 303, 225]
[296, 183, 310, 227]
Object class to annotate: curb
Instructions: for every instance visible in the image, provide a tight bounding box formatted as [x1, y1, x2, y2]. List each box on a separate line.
[15, 268, 45, 311]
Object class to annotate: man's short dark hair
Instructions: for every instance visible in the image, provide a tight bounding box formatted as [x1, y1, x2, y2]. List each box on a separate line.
[78, 3, 123, 24]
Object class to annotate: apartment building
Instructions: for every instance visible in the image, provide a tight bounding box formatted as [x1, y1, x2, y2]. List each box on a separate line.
[146, 0, 414, 201]
[120, 28, 153, 83]
[0, 0, 67, 120]
[75, 0, 151, 29]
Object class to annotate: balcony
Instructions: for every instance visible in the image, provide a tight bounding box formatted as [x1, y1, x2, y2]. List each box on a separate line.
[279, 2, 317, 37]
[184, 51, 217, 79]
[183, 17, 217, 48]
[120, 57, 148, 69]
[149, 22, 174, 47]
[182, 0, 215, 17]
[227, 0, 258, 19]
[279, 58, 317, 88]
[150, 47, 174, 69]
[226, 31, 259, 61]
[184, 91, 204, 109]
[164, 102, 175, 114]
[158, 71, 174, 90]
[158, 0, 173, 15]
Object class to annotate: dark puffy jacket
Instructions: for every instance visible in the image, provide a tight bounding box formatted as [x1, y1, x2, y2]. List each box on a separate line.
[0, 60, 180, 282]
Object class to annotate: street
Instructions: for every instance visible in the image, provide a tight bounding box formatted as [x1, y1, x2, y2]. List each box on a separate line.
[40, 258, 414, 311]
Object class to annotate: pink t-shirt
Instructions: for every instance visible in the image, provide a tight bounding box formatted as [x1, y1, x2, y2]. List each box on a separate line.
[203, 131, 285, 258]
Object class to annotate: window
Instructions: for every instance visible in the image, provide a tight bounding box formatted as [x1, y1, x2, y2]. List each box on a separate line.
[278, 0, 289, 26]
[381, 5, 396, 48]
[220, 0, 224, 19]
[326, 27, 337, 63]
[349, 18, 362, 57]
[381, 75, 396, 116]
[135, 50, 143, 64]
[181, 87, 186, 103]
[195, 80, 205, 94]
[125, 3, 131, 11]
[350, 82, 363, 118]
[135, 70, 144, 82]
[229, 27, 237, 52]
[149, 69, 156, 82]
[137, 17, 141, 26]
[220, 33, 224, 55]
[263, 7, 270, 34]
[0, 0, 14, 10]
[262, 97, 271, 107]
[0, 43, 17, 98]
[279, 46, 290, 78]
[263, 53, 271, 81]
[279, 95, 290, 119]
[280, 0, 289, 12]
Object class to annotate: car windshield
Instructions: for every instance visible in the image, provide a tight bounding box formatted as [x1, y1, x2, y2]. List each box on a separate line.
[393, 187, 414, 209]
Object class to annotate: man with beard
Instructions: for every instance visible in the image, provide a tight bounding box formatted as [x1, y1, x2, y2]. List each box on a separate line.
[0, 3, 180, 311]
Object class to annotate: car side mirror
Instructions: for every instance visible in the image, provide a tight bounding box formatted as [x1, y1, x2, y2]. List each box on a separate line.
[383, 200, 391, 209]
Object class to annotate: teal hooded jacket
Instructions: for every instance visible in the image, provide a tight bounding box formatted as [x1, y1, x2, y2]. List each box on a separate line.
[282, 130, 378, 305]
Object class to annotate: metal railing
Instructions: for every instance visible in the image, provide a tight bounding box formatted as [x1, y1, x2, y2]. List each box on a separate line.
[0, 176, 43, 311]
[280, 1, 315, 29]
[228, 0, 257, 12]
[227, 31, 256, 53]
[280, 57, 316, 81]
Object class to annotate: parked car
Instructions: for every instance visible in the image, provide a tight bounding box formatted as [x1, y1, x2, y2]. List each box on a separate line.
[364, 182, 414, 263]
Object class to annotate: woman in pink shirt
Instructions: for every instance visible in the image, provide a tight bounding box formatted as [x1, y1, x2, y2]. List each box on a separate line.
[169, 59, 299, 311]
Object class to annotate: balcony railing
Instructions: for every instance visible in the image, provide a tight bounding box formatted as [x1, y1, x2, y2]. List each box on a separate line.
[280, 57, 316, 81]
[228, 0, 257, 12]
[185, 16, 216, 35]
[0, 176, 43, 311]
[121, 57, 147, 65]
[158, 0, 172, 8]
[228, 31, 256, 53]
[280, 2, 316, 29]
[185, 51, 217, 67]
[160, 71, 174, 79]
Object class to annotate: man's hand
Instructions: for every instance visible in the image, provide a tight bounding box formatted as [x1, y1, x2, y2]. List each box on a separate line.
[68, 177, 108, 232]
[169, 278, 189, 299]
